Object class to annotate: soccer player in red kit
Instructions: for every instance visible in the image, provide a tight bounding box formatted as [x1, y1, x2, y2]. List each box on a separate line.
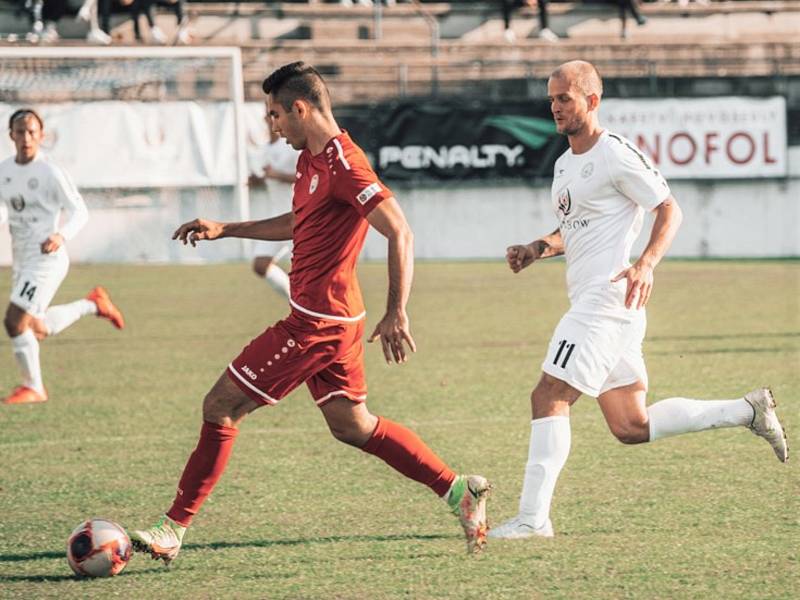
[131, 62, 491, 562]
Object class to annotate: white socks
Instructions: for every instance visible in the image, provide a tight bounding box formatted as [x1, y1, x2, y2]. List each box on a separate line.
[11, 329, 44, 393]
[647, 397, 755, 441]
[264, 264, 290, 299]
[44, 299, 96, 336]
[518, 416, 571, 528]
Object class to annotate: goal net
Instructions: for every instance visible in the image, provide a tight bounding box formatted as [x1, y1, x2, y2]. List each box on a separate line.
[0, 46, 258, 264]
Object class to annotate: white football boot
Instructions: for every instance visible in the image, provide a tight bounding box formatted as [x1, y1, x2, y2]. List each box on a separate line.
[130, 515, 186, 566]
[488, 515, 554, 539]
[448, 475, 492, 554]
[745, 388, 788, 463]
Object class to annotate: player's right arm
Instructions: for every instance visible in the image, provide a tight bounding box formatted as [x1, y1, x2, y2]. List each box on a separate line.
[506, 228, 564, 273]
[173, 212, 294, 246]
[365, 196, 417, 364]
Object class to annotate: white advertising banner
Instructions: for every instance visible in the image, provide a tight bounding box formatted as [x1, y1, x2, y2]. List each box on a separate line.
[600, 97, 787, 178]
[0, 102, 270, 187]
[0, 98, 789, 184]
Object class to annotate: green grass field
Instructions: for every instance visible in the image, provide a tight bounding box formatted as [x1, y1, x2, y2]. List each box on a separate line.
[0, 260, 797, 599]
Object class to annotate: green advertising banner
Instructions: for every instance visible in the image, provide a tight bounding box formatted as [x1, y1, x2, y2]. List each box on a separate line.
[338, 99, 568, 181]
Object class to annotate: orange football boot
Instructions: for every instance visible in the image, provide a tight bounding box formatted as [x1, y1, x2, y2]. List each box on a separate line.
[86, 286, 125, 330]
[3, 385, 48, 405]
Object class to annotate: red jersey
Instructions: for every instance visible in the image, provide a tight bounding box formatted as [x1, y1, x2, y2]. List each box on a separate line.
[289, 131, 392, 321]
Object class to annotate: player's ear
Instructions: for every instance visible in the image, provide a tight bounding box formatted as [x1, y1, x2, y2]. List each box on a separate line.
[587, 93, 601, 112]
[293, 99, 310, 120]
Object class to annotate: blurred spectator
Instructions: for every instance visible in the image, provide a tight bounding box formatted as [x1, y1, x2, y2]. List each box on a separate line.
[76, 0, 112, 44]
[339, 0, 399, 6]
[161, 0, 190, 44]
[131, 0, 163, 43]
[23, 0, 44, 41]
[617, 0, 647, 30]
[131, 0, 189, 44]
[663, 0, 709, 5]
[42, 0, 66, 42]
[502, 0, 557, 43]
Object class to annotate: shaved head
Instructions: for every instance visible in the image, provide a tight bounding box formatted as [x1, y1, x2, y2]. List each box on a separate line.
[550, 61, 603, 98]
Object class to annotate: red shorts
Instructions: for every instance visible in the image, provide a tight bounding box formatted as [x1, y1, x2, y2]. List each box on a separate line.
[227, 310, 367, 407]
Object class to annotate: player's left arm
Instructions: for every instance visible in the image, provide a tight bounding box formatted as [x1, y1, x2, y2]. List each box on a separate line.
[365, 197, 417, 365]
[43, 165, 88, 254]
[612, 195, 683, 309]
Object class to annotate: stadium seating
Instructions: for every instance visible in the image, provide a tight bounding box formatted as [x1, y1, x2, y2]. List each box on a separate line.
[0, 0, 798, 103]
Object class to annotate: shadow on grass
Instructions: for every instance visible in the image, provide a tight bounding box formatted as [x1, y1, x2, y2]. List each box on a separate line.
[0, 573, 79, 582]
[0, 550, 64, 563]
[0, 566, 164, 583]
[649, 346, 792, 356]
[649, 331, 800, 342]
[183, 531, 455, 553]
[0, 531, 455, 566]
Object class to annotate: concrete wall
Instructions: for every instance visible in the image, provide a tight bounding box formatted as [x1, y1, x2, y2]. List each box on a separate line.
[359, 176, 800, 261]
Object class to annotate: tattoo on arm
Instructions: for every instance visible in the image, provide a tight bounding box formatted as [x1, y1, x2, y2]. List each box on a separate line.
[534, 229, 564, 259]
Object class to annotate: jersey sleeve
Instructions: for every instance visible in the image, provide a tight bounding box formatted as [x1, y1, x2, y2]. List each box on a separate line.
[50, 163, 88, 240]
[607, 136, 671, 211]
[332, 150, 393, 217]
[0, 199, 7, 227]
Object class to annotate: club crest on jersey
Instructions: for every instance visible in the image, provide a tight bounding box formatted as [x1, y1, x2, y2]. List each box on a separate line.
[10, 195, 25, 212]
[581, 163, 594, 178]
[309, 174, 319, 194]
[27, 178, 38, 190]
[557, 188, 572, 216]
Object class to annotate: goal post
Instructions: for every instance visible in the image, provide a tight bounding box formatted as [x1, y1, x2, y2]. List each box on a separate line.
[0, 46, 252, 264]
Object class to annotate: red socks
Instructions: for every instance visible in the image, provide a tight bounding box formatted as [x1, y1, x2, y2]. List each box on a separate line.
[361, 416, 456, 497]
[167, 421, 239, 527]
[166, 416, 455, 527]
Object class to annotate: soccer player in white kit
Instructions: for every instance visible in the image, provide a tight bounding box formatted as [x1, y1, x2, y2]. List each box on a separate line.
[248, 107, 300, 299]
[489, 61, 788, 540]
[0, 109, 125, 405]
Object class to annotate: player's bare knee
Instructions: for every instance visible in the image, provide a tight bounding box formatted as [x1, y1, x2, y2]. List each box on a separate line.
[531, 374, 576, 419]
[330, 414, 376, 447]
[325, 403, 376, 447]
[328, 423, 365, 446]
[202, 375, 259, 427]
[610, 421, 649, 445]
[3, 313, 25, 337]
[202, 391, 229, 425]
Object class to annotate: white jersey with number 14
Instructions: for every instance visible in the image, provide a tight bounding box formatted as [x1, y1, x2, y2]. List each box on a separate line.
[0, 154, 88, 267]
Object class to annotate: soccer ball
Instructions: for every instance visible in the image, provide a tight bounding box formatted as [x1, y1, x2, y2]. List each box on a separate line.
[66, 518, 132, 577]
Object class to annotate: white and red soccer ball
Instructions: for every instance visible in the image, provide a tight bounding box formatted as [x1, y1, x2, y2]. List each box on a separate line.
[66, 518, 132, 577]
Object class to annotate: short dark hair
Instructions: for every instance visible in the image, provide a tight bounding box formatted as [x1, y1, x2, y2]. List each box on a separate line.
[8, 108, 43, 130]
[262, 62, 330, 112]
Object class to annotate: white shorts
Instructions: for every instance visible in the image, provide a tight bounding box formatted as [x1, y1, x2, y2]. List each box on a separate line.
[10, 251, 69, 318]
[541, 300, 648, 398]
